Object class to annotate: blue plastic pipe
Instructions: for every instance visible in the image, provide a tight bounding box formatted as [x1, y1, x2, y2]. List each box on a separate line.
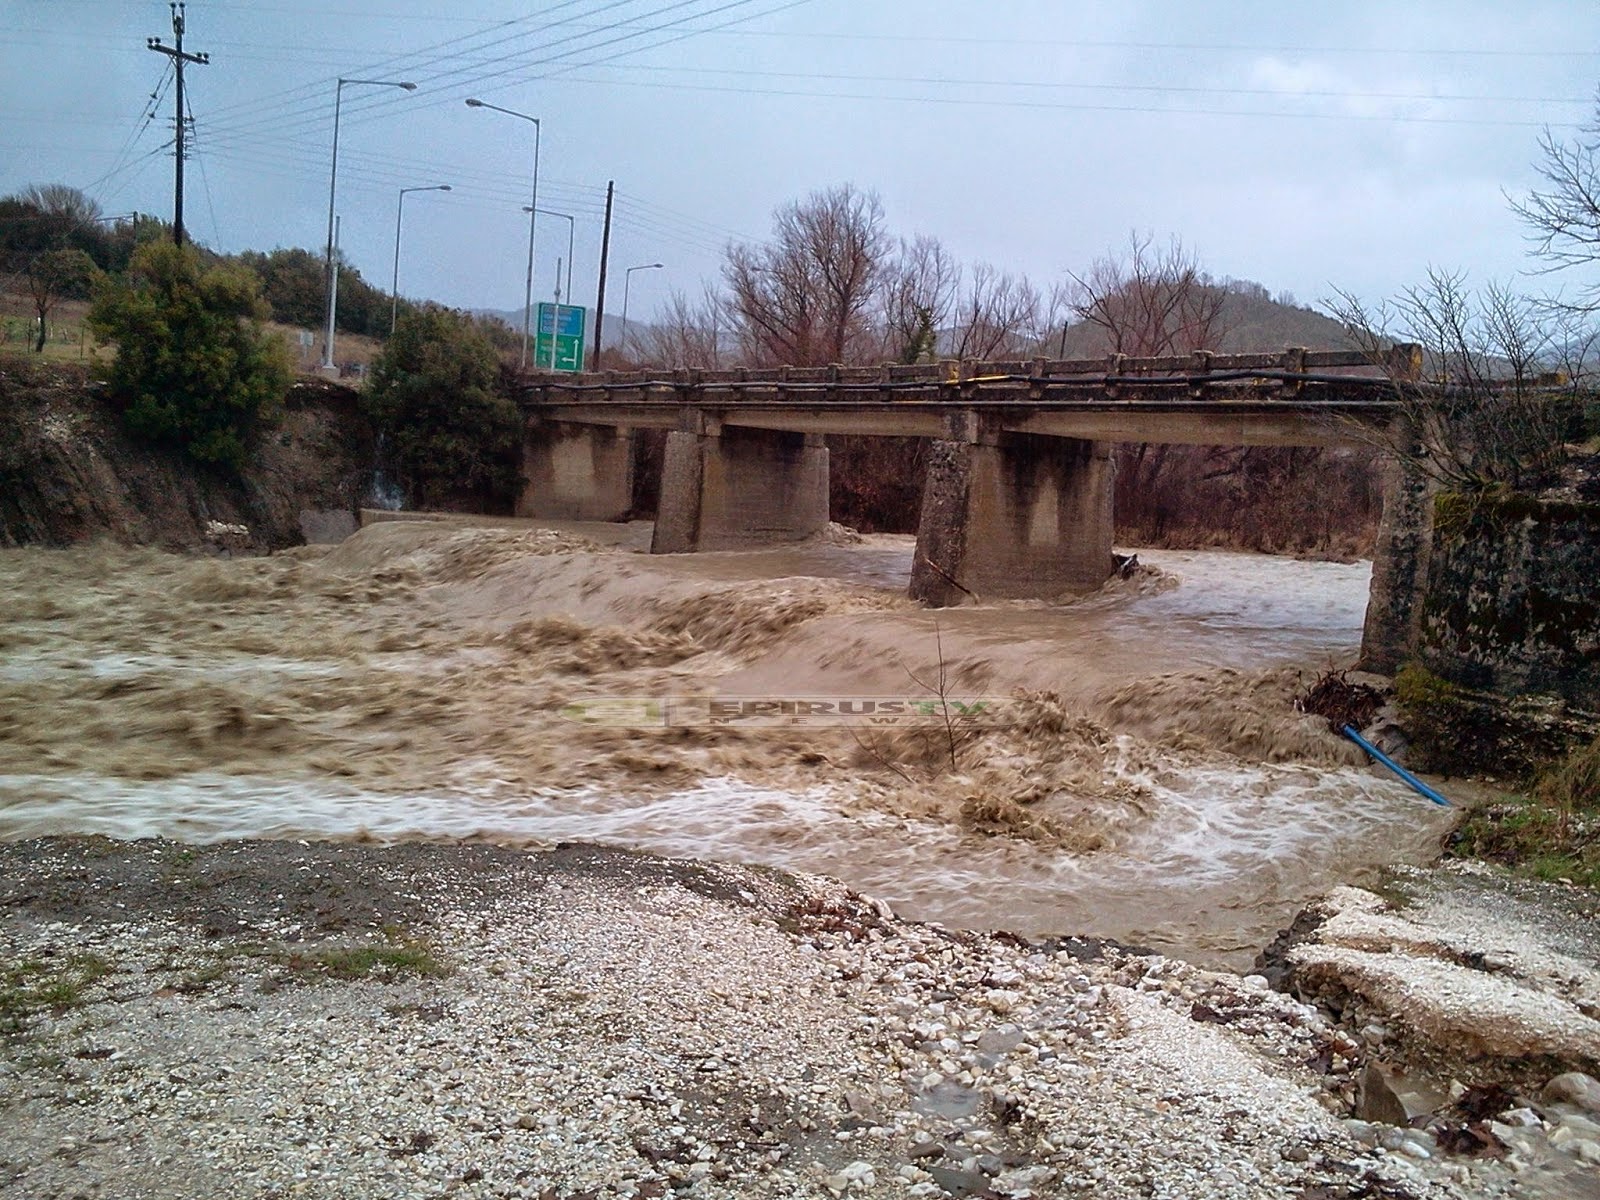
[1341, 725, 1453, 808]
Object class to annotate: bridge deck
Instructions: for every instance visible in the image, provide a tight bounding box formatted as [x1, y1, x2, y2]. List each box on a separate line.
[518, 350, 1404, 447]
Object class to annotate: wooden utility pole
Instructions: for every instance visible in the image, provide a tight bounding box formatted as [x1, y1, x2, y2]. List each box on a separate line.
[146, 2, 209, 247]
[592, 180, 614, 369]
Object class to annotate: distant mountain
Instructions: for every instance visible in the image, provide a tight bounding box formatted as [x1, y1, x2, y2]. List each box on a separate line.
[1054, 281, 1354, 358]
[473, 279, 1356, 366]
[472, 305, 653, 347]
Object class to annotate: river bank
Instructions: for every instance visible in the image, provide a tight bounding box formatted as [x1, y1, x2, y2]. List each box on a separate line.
[6, 836, 1596, 1200]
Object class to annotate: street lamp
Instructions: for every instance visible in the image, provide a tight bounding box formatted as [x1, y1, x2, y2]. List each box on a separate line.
[392, 185, 451, 335]
[524, 206, 574, 307]
[323, 76, 416, 370]
[621, 262, 664, 358]
[466, 97, 540, 370]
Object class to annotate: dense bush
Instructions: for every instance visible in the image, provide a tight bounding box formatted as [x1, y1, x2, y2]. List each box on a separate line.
[364, 307, 522, 510]
[236, 247, 402, 340]
[87, 241, 290, 469]
[1, 186, 172, 285]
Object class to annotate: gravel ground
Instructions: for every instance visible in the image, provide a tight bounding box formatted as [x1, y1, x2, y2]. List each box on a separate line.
[0, 838, 1544, 1199]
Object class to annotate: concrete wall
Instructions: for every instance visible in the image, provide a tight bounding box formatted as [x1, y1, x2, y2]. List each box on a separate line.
[1417, 494, 1600, 708]
[651, 423, 830, 553]
[910, 422, 1114, 605]
[517, 422, 635, 522]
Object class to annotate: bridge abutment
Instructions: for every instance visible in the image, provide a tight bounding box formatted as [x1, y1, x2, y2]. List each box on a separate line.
[910, 417, 1115, 605]
[517, 422, 636, 522]
[651, 419, 830, 553]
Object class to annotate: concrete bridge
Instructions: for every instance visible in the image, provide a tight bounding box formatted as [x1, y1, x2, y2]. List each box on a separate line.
[516, 348, 1415, 609]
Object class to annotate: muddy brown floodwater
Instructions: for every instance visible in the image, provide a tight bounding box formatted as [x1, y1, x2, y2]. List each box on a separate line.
[0, 519, 1456, 969]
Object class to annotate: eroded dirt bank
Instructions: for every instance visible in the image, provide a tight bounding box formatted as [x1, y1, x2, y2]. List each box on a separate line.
[0, 361, 371, 552]
[0, 837, 1564, 1200]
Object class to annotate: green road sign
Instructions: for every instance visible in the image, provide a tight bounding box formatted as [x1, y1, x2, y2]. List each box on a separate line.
[535, 302, 586, 372]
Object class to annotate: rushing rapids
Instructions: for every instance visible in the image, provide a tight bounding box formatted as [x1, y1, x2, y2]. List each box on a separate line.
[0, 518, 1455, 968]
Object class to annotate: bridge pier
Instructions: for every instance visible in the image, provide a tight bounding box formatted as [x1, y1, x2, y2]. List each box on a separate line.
[517, 421, 636, 522]
[651, 418, 830, 553]
[910, 417, 1115, 605]
[1359, 420, 1437, 673]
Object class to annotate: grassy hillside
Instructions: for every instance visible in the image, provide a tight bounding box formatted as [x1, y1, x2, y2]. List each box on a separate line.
[1, 292, 386, 377]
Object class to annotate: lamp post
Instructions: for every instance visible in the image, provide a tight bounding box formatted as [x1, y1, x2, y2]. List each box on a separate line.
[392, 185, 451, 335]
[621, 262, 663, 359]
[524, 206, 574, 307]
[466, 97, 540, 369]
[323, 76, 416, 371]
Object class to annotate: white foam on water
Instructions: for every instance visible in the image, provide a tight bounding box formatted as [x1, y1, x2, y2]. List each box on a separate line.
[0, 653, 347, 684]
[0, 761, 1453, 968]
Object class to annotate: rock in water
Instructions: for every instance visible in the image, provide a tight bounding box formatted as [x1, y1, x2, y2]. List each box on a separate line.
[1543, 1071, 1600, 1115]
[1357, 1060, 1409, 1126]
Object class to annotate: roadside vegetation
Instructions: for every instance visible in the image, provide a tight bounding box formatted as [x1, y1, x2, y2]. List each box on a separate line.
[0, 183, 521, 371]
[0, 952, 113, 1039]
[364, 307, 522, 510]
[88, 242, 291, 469]
[1450, 736, 1600, 888]
[1, 182, 525, 508]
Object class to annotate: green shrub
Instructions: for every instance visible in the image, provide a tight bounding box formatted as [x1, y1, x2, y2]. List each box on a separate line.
[1451, 735, 1600, 887]
[365, 307, 522, 510]
[87, 241, 290, 468]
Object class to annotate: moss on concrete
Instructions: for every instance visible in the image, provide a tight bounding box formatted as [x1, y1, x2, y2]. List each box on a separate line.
[1421, 490, 1600, 706]
[1393, 664, 1595, 778]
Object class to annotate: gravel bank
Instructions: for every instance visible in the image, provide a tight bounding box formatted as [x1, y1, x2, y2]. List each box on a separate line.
[0, 838, 1534, 1199]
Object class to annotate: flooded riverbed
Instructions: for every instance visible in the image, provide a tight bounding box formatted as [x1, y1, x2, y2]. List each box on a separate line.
[0, 520, 1455, 967]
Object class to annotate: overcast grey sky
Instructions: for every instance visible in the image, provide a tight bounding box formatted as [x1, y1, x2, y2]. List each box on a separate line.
[4, 0, 1598, 320]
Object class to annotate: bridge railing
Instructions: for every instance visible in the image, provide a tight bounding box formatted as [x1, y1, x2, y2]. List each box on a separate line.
[518, 345, 1421, 403]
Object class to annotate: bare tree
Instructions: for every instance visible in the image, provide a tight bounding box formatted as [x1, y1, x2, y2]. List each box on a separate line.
[880, 235, 959, 363]
[1328, 268, 1590, 490]
[1066, 233, 1232, 539]
[639, 284, 726, 369]
[1066, 231, 1229, 356]
[19, 183, 102, 230]
[23, 247, 97, 353]
[948, 263, 1044, 360]
[724, 184, 889, 366]
[1510, 97, 1600, 314]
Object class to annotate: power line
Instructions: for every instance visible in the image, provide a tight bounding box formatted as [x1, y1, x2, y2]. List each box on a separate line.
[201, 0, 794, 145]
[599, 26, 1600, 60]
[14, 4, 1600, 59]
[550, 72, 1586, 129]
[98, 142, 175, 209]
[84, 61, 176, 201]
[594, 63, 1594, 108]
[185, 89, 223, 247]
[197, 0, 661, 135]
